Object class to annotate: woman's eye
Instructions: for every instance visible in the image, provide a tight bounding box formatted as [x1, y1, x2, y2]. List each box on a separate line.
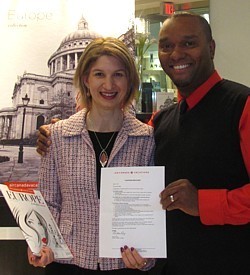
[92, 71, 104, 77]
[114, 72, 124, 77]
[94, 72, 103, 77]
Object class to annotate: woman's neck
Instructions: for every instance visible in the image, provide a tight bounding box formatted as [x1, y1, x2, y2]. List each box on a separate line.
[86, 109, 123, 132]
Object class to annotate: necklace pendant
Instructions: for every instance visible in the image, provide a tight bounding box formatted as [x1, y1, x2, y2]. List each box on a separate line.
[99, 150, 108, 167]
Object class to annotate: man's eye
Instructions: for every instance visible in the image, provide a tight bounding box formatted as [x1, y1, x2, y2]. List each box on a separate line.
[160, 43, 172, 52]
[184, 41, 195, 47]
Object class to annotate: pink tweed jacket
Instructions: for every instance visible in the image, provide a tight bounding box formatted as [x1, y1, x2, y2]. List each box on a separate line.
[39, 109, 155, 271]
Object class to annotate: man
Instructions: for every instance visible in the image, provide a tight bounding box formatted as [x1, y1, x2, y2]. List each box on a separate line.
[154, 13, 250, 274]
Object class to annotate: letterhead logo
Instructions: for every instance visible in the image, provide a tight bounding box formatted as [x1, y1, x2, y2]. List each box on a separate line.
[114, 170, 149, 175]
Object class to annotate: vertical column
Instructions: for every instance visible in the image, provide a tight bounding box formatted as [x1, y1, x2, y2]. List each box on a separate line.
[0, 116, 4, 138]
[60, 56, 63, 71]
[67, 54, 70, 70]
[75, 52, 78, 68]
[56, 58, 60, 72]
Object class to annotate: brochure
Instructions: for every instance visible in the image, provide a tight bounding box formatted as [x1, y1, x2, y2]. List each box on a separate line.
[0, 182, 73, 260]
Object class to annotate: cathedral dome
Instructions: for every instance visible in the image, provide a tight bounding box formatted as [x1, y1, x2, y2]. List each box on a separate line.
[59, 16, 100, 49]
[47, 17, 102, 75]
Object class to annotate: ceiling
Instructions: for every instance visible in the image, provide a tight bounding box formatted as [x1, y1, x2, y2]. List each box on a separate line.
[135, 0, 209, 21]
[135, 0, 209, 9]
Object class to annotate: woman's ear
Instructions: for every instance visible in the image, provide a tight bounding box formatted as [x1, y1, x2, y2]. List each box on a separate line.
[82, 75, 89, 88]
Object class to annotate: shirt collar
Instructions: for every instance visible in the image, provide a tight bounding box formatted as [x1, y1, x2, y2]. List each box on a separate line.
[178, 70, 222, 109]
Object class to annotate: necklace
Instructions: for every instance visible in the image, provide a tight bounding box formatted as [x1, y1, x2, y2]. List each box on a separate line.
[88, 114, 116, 167]
[93, 131, 116, 167]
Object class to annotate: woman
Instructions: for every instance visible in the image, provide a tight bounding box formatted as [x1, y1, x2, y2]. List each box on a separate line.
[29, 37, 155, 274]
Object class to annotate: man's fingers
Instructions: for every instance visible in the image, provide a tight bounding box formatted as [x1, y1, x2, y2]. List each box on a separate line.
[51, 118, 60, 124]
[36, 140, 50, 156]
[38, 125, 50, 137]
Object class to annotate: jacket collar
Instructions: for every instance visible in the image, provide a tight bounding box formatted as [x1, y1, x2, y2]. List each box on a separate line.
[62, 108, 152, 137]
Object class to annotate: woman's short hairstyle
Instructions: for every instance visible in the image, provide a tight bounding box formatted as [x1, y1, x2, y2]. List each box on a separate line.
[74, 37, 139, 109]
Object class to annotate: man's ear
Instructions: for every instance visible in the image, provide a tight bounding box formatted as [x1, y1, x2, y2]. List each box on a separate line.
[209, 39, 216, 60]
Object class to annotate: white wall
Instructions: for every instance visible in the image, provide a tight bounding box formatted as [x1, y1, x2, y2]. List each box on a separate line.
[210, 0, 250, 87]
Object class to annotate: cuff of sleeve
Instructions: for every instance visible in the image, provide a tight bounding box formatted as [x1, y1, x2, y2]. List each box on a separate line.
[198, 189, 227, 225]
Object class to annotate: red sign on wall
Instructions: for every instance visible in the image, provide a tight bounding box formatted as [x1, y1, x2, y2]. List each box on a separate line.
[163, 2, 174, 15]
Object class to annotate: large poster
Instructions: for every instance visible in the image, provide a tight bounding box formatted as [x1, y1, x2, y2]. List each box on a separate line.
[0, 0, 134, 183]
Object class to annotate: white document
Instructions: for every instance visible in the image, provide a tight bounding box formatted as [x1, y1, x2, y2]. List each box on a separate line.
[99, 166, 166, 258]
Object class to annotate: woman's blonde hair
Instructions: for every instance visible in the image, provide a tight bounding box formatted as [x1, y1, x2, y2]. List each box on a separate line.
[74, 37, 139, 109]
